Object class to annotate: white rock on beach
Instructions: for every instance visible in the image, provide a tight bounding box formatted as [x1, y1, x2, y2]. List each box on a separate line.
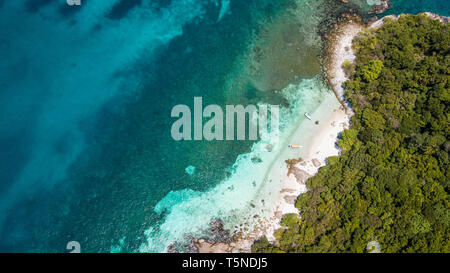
[312, 158, 321, 167]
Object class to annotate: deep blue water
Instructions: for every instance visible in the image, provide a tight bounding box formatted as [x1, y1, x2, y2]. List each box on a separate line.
[0, 0, 448, 252]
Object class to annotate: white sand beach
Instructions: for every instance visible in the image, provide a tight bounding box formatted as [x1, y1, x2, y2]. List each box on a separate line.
[264, 100, 350, 243]
[194, 99, 351, 252]
[194, 89, 352, 253]
[193, 17, 362, 254]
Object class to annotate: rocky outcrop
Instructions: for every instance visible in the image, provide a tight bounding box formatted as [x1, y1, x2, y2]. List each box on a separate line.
[370, 13, 450, 29]
[368, 0, 390, 15]
[421, 12, 450, 24]
[168, 218, 233, 253]
[312, 158, 321, 167]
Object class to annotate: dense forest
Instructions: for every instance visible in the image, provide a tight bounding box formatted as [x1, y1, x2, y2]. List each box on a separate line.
[253, 14, 449, 253]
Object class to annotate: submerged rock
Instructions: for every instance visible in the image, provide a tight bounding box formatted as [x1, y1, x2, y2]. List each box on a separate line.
[185, 165, 196, 176]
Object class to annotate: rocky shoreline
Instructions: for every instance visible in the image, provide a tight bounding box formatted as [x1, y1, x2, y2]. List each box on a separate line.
[368, 0, 391, 15]
[324, 14, 363, 112]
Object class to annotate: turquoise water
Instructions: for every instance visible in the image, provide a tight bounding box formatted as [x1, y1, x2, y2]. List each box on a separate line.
[383, 0, 450, 17]
[0, 0, 447, 252]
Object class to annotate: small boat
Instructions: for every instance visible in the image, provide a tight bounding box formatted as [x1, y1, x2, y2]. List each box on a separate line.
[304, 112, 312, 120]
[288, 144, 303, 148]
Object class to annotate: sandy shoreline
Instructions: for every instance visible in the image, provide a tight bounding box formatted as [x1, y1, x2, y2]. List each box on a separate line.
[224, 15, 372, 253]
[194, 98, 351, 253]
[193, 11, 450, 254]
[194, 17, 361, 256]
[194, 88, 352, 252]
[265, 101, 350, 239]
[194, 13, 365, 254]
[326, 18, 363, 106]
